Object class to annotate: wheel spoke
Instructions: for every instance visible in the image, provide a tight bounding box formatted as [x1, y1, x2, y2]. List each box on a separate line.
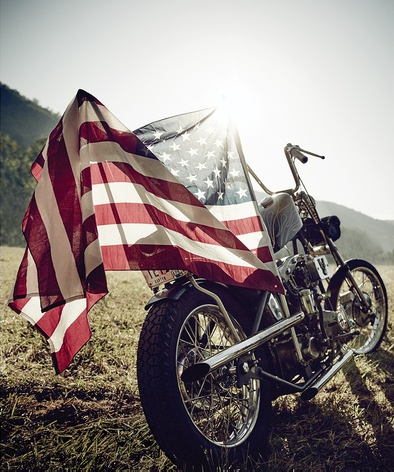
[177, 305, 260, 446]
[335, 264, 387, 354]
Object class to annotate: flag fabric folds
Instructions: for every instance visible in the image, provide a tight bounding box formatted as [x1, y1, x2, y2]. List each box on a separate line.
[133, 106, 278, 273]
[8, 90, 283, 373]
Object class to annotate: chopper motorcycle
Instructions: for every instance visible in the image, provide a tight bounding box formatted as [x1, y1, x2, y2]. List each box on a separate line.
[136, 143, 388, 469]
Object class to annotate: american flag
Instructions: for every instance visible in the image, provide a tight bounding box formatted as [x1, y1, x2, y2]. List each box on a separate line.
[8, 90, 283, 373]
[133, 106, 277, 269]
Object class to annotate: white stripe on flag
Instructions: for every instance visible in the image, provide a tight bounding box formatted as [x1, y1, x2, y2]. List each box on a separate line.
[34, 155, 84, 301]
[84, 238, 103, 276]
[81, 142, 180, 182]
[92, 181, 225, 229]
[207, 201, 261, 221]
[79, 102, 131, 134]
[48, 298, 87, 353]
[97, 223, 271, 271]
[237, 231, 272, 250]
[26, 249, 39, 295]
[18, 296, 44, 325]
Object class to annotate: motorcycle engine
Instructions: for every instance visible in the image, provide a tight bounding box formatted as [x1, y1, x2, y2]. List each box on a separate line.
[266, 254, 343, 381]
[278, 254, 353, 339]
[278, 253, 331, 290]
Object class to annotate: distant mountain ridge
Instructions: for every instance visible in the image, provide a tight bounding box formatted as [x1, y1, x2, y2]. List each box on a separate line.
[255, 191, 393, 258]
[0, 83, 59, 147]
[316, 201, 393, 253]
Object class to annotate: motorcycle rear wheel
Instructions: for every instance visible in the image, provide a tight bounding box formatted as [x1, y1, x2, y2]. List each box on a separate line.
[137, 287, 272, 470]
[328, 259, 388, 354]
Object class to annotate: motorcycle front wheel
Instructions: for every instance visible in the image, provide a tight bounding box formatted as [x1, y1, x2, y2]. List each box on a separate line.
[137, 287, 272, 470]
[328, 259, 388, 354]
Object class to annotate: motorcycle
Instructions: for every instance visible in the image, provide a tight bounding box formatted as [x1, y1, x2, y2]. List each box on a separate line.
[136, 143, 388, 469]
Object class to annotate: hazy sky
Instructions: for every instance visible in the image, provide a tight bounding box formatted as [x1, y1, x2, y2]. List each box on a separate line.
[1, 0, 393, 220]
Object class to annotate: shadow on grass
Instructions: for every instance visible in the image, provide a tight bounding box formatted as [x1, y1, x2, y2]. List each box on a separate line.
[2, 344, 393, 470]
[0, 379, 170, 470]
[342, 347, 394, 464]
[265, 348, 394, 470]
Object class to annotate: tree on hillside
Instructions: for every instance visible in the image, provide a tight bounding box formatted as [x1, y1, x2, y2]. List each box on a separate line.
[0, 133, 44, 246]
[335, 227, 389, 264]
[1, 83, 60, 147]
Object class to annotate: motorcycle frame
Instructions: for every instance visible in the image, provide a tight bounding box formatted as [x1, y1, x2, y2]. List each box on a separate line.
[248, 144, 371, 313]
[182, 273, 355, 400]
[150, 143, 368, 398]
[181, 144, 370, 394]
[230, 128, 321, 356]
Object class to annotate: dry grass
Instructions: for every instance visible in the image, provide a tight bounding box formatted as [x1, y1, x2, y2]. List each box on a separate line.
[1, 246, 393, 470]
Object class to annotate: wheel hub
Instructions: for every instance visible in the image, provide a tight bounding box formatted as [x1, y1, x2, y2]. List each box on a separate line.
[352, 292, 373, 327]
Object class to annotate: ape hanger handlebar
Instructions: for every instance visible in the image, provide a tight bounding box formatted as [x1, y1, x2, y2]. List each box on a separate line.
[248, 143, 325, 196]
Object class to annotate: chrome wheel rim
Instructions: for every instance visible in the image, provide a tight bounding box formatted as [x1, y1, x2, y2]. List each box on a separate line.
[176, 305, 260, 446]
[340, 268, 386, 353]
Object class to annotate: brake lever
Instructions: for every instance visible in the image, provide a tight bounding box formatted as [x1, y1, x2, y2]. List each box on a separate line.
[296, 146, 325, 159]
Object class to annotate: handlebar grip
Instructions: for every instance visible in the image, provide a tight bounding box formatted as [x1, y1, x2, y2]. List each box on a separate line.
[290, 145, 308, 163]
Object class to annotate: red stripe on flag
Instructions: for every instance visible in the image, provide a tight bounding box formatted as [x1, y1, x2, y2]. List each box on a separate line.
[80, 121, 142, 155]
[46, 125, 85, 283]
[52, 311, 90, 373]
[23, 195, 64, 310]
[254, 245, 274, 262]
[51, 310, 91, 374]
[90, 160, 203, 208]
[95, 202, 247, 250]
[51, 290, 104, 374]
[11, 248, 29, 301]
[34, 303, 63, 338]
[100, 243, 282, 292]
[221, 216, 266, 237]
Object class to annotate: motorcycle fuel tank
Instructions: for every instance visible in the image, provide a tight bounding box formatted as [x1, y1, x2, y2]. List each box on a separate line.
[259, 193, 303, 252]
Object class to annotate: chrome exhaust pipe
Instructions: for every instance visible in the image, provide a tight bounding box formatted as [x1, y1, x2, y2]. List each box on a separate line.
[301, 348, 354, 401]
[181, 312, 305, 383]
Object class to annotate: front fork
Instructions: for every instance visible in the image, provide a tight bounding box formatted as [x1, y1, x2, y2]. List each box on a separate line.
[326, 240, 371, 313]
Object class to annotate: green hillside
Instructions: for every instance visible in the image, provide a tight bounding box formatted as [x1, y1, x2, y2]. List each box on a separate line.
[317, 201, 394, 254]
[0, 83, 59, 147]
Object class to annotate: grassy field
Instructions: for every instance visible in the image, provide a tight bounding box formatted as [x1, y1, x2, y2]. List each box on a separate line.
[1, 246, 393, 470]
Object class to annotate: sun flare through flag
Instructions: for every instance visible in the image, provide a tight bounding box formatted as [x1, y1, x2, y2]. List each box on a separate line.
[133, 106, 277, 269]
[8, 90, 283, 373]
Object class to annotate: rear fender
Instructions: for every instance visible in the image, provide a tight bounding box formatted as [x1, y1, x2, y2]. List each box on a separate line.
[144, 280, 227, 310]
